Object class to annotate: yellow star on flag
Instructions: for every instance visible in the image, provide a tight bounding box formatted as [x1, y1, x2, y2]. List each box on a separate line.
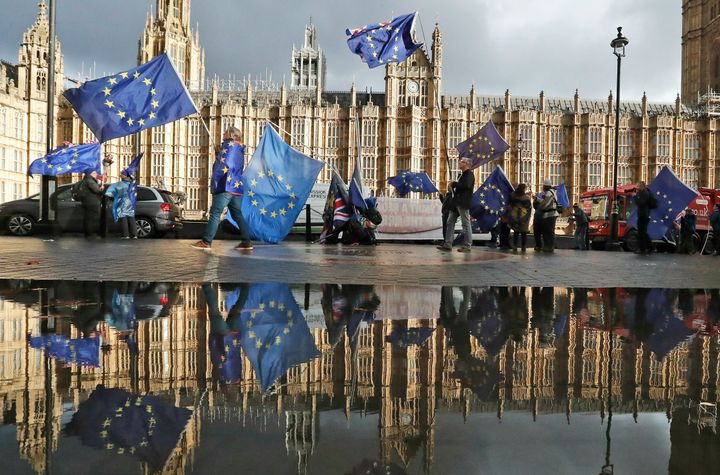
[222, 166, 229, 174]
[290, 192, 296, 199]
[280, 208, 287, 215]
[120, 72, 129, 79]
[258, 171, 265, 178]
[260, 208, 267, 215]
[255, 340, 263, 349]
[270, 211, 278, 218]
[248, 190, 255, 197]
[149, 112, 156, 119]
[104, 100, 114, 108]
[103, 87, 112, 96]
[127, 118, 134, 126]
[138, 118, 145, 126]
[251, 179, 257, 186]
[277, 175, 284, 182]
[108, 77, 117, 85]
[118, 110, 126, 119]
[251, 199, 258, 206]
[288, 202, 295, 209]
[151, 100, 160, 109]
[267, 170, 274, 177]
[133, 71, 140, 79]
[143, 78, 152, 86]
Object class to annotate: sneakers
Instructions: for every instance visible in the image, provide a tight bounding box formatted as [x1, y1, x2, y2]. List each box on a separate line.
[437, 245, 452, 251]
[457, 247, 471, 253]
[120, 236, 130, 240]
[191, 241, 211, 250]
[235, 242, 254, 251]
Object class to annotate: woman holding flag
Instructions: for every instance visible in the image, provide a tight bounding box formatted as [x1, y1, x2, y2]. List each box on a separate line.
[104, 170, 138, 239]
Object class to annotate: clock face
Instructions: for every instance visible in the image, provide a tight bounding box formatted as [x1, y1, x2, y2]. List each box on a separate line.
[407, 81, 419, 94]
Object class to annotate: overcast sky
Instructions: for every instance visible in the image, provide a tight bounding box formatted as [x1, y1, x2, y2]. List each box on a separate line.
[0, 0, 680, 103]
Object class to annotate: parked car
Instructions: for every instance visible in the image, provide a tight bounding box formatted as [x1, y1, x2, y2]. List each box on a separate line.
[0, 183, 183, 238]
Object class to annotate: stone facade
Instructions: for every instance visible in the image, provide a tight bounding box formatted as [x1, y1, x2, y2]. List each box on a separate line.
[0, 1, 63, 205]
[3, 1, 720, 217]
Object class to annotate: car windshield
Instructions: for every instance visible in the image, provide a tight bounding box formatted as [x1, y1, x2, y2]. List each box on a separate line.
[584, 196, 609, 221]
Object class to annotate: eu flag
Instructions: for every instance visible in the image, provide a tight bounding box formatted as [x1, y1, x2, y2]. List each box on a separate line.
[643, 289, 692, 360]
[64, 53, 197, 143]
[27, 143, 101, 177]
[211, 139, 246, 194]
[348, 159, 367, 211]
[319, 170, 351, 243]
[470, 166, 514, 232]
[456, 121, 510, 170]
[346, 13, 423, 68]
[240, 124, 324, 243]
[239, 284, 321, 392]
[555, 183, 570, 209]
[627, 166, 699, 239]
[29, 334, 100, 367]
[385, 327, 435, 348]
[121, 153, 142, 210]
[388, 171, 439, 197]
[65, 385, 193, 472]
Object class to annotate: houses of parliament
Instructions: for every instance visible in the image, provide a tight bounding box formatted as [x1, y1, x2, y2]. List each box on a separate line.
[2, 1, 720, 216]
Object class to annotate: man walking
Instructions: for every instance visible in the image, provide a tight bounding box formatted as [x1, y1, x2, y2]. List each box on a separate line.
[80, 169, 105, 239]
[538, 179, 559, 252]
[569, 203, 588, 250]
[192, 127, 253, 251]
[438, 157, 475, 253]
[633, 181, 654, 255]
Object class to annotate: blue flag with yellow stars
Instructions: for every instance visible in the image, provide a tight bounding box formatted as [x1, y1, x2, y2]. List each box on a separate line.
[643, 289, 692, 360]
[627, 166, 699, 239]
[64, 53, 197, 143]
[122, 153, 143, 179]
[27, 143, 101, 177]
[470, 166, 514, 232]
[346, 12, 423, 68]
[555, 183, 570, 209]
[65, 385, 193, 472]
[348, 159, 368, 211]
[241, 124, 324, 243]
[239, 284, 320, 392]
[123, 154, 143, 210]
[387, 171, 439, 197]
[456, 121, 510, 170]
[211, 139, 245, 194]
[29, 334, 100, 367]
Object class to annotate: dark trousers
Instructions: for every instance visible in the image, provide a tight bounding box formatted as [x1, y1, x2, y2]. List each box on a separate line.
[679, 229, 695, 254]
[542, 217, 557, 251]
[120, 216, 137, 238]
[637, 215, 651, 252]
[82, 201, 101, 237]
[513, 231, 527, 251]
[714, 231, 720, 255]
[499, 222, 511, 248]
[533, 219, 543, 249]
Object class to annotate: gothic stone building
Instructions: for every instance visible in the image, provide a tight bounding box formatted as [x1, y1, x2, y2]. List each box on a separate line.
[2, 1, 720, 217]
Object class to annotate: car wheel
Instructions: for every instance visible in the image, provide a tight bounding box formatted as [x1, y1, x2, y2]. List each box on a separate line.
[135, 217, 155, 239]
[7, 214, 35, 236]
[623, 229, 639, 253]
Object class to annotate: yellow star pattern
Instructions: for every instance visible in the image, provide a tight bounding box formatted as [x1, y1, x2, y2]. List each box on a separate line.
[133, 71, 140, 79]
[120, 72, 129, 79]
[104, 100, 114, 108]
[143, 78, 152, 86]
[103, 87, 112, 96]
[108, 77, 117, 85]
[117, 110, 126, 119]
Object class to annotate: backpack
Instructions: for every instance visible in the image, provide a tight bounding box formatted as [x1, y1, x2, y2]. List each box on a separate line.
[71, 181, 86, 201]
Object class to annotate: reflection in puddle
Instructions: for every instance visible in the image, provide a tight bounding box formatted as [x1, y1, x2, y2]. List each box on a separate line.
[0, 281, 719, 474]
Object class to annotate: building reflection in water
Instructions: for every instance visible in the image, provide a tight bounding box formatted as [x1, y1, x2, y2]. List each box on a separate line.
[0, 282, 719, 474]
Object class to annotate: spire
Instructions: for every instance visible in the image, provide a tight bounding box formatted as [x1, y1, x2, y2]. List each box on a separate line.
[37, 0, 48, 23]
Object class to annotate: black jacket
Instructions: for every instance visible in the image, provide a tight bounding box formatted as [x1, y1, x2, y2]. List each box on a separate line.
[634, 188, 651, 218]
[452, 170, 475, 210]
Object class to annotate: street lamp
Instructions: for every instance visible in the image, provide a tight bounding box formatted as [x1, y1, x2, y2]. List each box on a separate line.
[517, 133, 524, 184]
[607, 27, 629, 252]
[40, 0, 58, 229]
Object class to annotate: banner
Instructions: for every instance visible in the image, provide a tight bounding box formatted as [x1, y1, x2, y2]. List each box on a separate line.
[374, 197, 443, 240]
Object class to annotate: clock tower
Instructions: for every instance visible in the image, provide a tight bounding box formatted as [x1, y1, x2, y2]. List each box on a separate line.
[383, 23, 443, 190]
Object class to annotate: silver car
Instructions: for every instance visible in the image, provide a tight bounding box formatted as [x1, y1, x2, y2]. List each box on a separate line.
[0, 183, 183, 238]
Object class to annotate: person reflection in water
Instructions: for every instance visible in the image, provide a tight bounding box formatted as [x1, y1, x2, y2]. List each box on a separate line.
[440, 286, 503, 400]
[202, 283, 248, 386]
[321, 284, 381, 347]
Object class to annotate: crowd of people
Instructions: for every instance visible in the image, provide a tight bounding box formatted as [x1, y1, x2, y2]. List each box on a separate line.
[72, 130, 720, 256]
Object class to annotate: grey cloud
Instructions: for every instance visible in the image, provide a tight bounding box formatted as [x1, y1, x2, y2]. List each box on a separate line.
[0, 0, 680, 102]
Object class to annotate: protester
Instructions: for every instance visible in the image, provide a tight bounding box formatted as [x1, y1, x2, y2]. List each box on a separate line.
[343, 198, 383, 245]
[192, 127, 253, 251]
[532, 192, 544, 251]
[104, 171, 137, 239]
[508, 183, 531, 252]
[440, 185, 455, 242]
[79, 169, 105, 239]
[498, 215, 512, 250]
[538, 179, 559, 252]
[438, 157, 475, 253]
[678, 208, 697, 254]
[633, 180, 655, 255]
[711, 203, 720, 256]
[569, 203, 588, 250]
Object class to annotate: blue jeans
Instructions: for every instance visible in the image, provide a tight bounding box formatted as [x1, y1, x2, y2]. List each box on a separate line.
[574, 224, 587, 250]
[202, 192, 251, 245]
[444, 207, 472, 248]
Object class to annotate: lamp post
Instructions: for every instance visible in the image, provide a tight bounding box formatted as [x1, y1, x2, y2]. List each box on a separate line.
[607, 27, 628, 252]
[40, 0, 57, 228]
[517, 133, 524, 184]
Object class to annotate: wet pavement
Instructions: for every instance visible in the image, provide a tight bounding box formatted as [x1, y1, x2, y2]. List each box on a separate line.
[1, 280, 719, 474]
[0, 237, 719, 288]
